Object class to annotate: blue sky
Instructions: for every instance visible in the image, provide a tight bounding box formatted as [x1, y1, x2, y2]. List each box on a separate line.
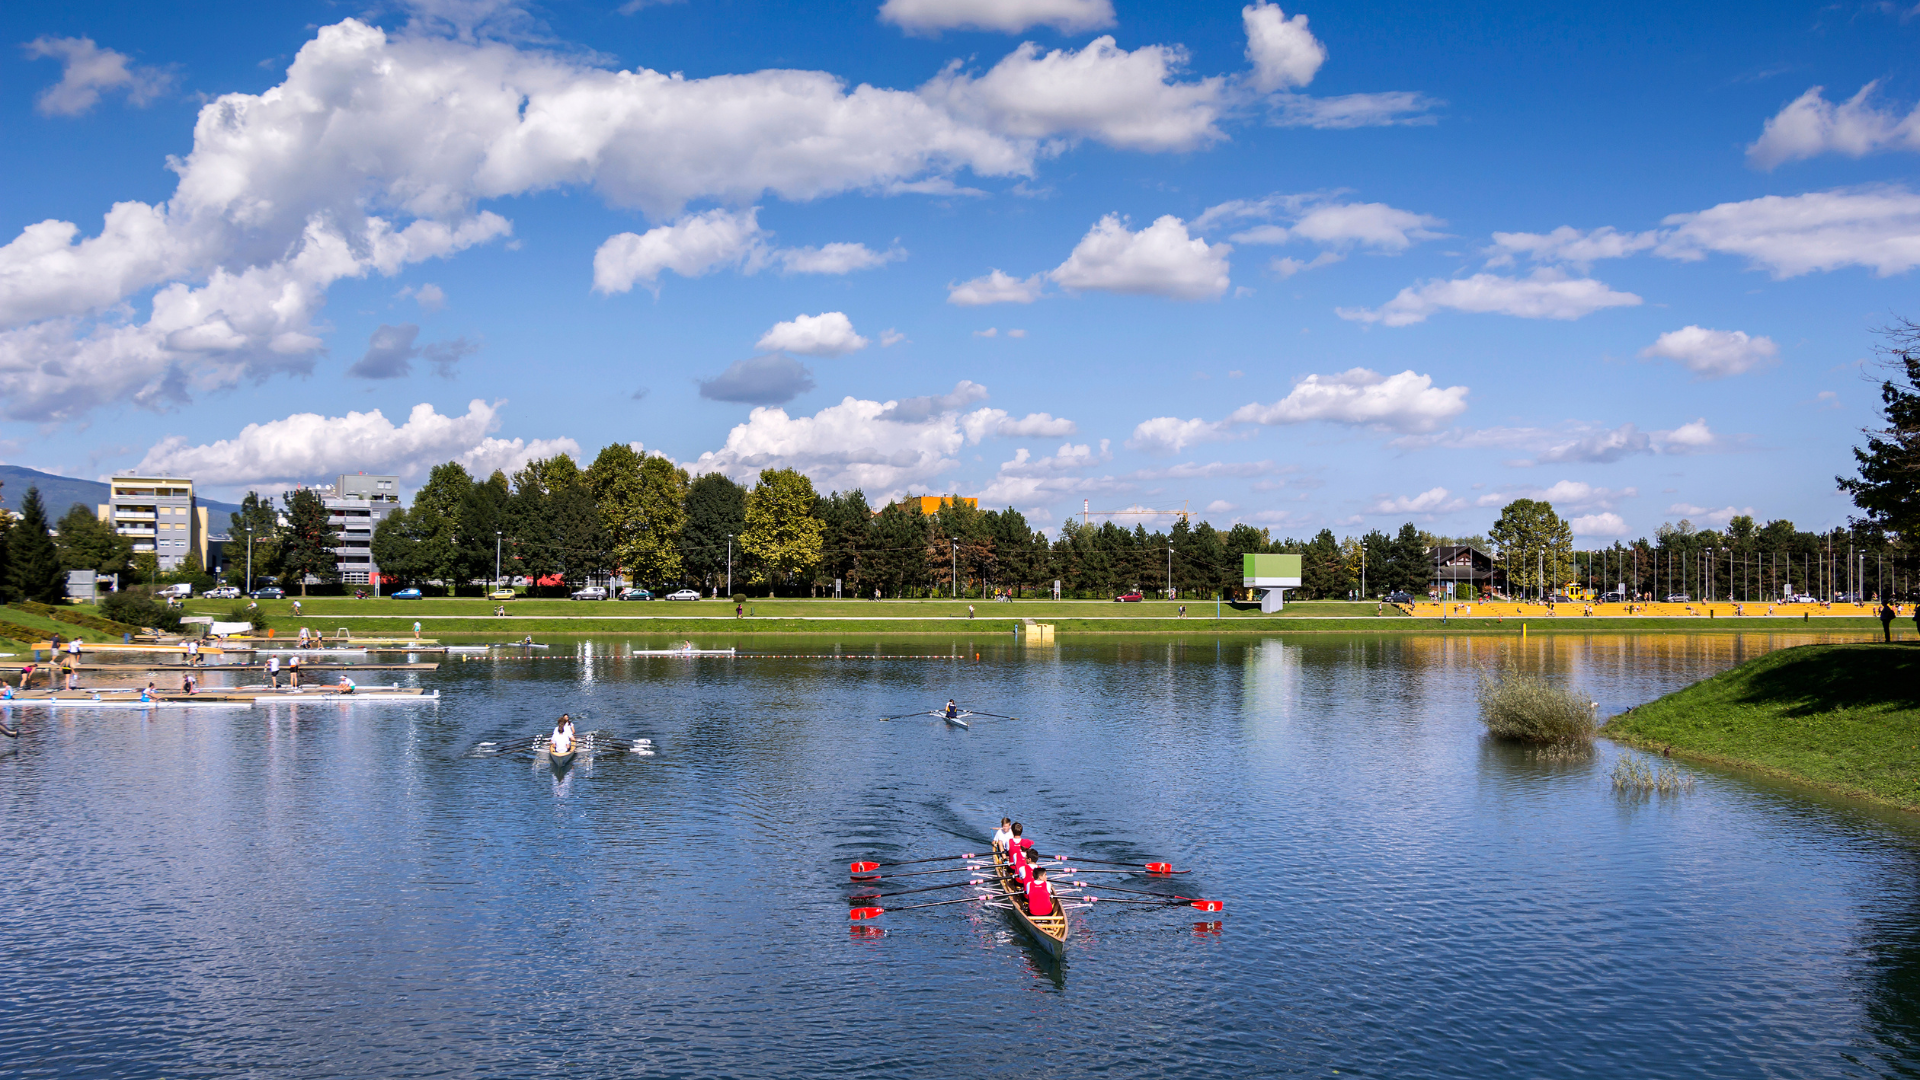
[2, 0, 1917, 541]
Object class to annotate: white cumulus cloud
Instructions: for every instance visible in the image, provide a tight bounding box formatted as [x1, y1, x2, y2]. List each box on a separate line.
[1656, 186, 1920, 279]
[1640, 326, 1779, 379]
[923, 37, 1226, 153]
[755, 312, 869, 357]
[1748, 83, 1920, 171]
[1228, 368, 1469, 432]
[1337, 269, 1641, 326]
[948, 269, 1047, 306]
[1126, 416, 1234, 454]
[1202, 193, 1444, 255]
[592, 208, 893, 293]
[1367, 487, 1463, 515]
[0, 18, 1241, 421]
[1485, 225, 1659, 269]
[1243, 2, 1325, 92]
[1569, 512, 1628, 537]
[24, 36, 172, 117]
[880, 0, 1115, 35]
[689, 384, 1078, 500]
[1049, 214, 1231, 300]
[133, 399, 576, 490]
[1664, 504, 1754, 529]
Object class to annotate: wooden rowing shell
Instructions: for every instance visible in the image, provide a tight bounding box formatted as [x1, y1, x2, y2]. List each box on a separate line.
[993, 850, 1068, 959]
[548, 744, 576, 770]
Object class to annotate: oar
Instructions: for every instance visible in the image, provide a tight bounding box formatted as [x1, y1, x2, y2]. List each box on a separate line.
[877, 711, 935, 722]
[1073, 883, 1208, 902]
[849, 854, 989, 872]
[1036, 855, 1188, 874]
[849, 894, 987, 920]
[848, 878, 986, 902]
[958, 710, 1020, 720]
[850, 863, 989, 880]
[0, 722, 16, 738]
[1086, 895, 1224, 912]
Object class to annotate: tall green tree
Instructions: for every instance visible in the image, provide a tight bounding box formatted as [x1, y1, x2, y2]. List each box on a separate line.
[867, 501, 929, 597]
[681, 473, 747, 594]
[371, 507, 432, 588]
[229, 491, 282, 586]
[1840, 319, 1920, 536]
[1489, 498, 1573, 598]
[279, 488, 339, 595]
[742, 468, 824, 596]
[57, 503, 134, 576]
[547, 483, 610, 587]
[817, 489, 874, 595]
[9, 487, 67, 603]
[456, 470, 511, 585]
[630, 454, 690, 585]
[412, 462, 474, 589]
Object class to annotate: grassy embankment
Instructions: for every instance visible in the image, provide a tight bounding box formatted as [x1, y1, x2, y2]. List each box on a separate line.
[175, 595, 1886, 638]
[0, 602, 141, 654]
[1607, 642, 1920, 812]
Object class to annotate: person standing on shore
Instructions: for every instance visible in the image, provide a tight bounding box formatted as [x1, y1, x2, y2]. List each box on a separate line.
[1880, 601, 1897, 642]
[267, 655, 280, 689]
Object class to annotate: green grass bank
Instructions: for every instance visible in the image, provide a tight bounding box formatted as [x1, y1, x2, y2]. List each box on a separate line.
[177, 595, 1888, 638]
[1607, 642, 1920, 813]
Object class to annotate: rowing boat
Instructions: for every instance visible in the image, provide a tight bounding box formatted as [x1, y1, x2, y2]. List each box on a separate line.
[942, 711, 972, 729]
[7, 698, 253, 709]
[631, 647, 737, 657]
[548, 742, 576, 770]
[992, 849, 1068, 959]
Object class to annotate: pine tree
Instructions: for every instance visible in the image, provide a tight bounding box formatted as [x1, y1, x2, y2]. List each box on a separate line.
[9, 487, 67, 603]
[57, 503, 134, 575]
[279, 488, 339, 596]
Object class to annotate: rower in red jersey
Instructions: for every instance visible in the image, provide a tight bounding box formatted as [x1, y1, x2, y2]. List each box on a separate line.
[1006, 822, 1033, 864]
[1025, 865, 1056, 918]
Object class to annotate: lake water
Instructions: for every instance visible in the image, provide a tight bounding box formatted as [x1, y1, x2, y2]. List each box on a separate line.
[4, 631, 1918, 1079]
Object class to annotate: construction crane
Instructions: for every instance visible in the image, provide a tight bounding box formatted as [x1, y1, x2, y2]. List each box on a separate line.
[1082, 500, 1192, 526]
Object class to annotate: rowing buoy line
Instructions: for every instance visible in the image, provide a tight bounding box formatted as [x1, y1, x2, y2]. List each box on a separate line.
[457, 653, 966, 660]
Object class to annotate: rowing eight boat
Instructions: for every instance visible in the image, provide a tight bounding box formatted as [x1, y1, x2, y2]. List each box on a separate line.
[992, 849, 1068, 959]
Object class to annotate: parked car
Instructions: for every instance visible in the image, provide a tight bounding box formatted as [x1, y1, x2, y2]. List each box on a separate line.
[488, 588, 516, 600]
[1385, 591, 1414, 604]
[1600, 591, 1626, 604]
[251, 587, 285, 600]
[1114, 592, 1144, 602]
[158, 583, 194, 599]
[570, 586, 609, 601]
[618, 588, 653, 601]
[392, 587, 423, 599]
[1664, 593, 1690, 603]
[1788, 594, 1816, 604]
[206, 586, 241, 599]
[664, 589, 701, 601]
[1835, 592, 1863, 603]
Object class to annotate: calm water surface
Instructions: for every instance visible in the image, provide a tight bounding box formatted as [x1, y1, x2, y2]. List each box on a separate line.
[4, 631, 1919, 1079]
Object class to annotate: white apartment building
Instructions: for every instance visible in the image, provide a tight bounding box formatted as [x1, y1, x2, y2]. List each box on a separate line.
[99, 474, 205, 572]
[319, 474, 401, 584]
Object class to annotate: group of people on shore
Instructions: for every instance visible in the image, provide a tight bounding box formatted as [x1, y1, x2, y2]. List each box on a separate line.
[992, 817, 1056, 919]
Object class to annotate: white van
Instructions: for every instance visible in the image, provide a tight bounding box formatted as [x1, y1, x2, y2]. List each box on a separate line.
[159, 583, 194, 599]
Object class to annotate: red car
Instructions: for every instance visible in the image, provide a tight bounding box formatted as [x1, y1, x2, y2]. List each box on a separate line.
[1114, 592, 1144, 602]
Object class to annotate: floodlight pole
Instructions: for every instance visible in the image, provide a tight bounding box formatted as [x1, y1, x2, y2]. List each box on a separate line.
[495, 530, 502, 588]
[726, 535, 733, 597]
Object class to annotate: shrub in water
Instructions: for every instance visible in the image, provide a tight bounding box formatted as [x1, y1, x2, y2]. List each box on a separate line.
[1477, 672, 1596, 745]
[1610, 756, 1695, 795]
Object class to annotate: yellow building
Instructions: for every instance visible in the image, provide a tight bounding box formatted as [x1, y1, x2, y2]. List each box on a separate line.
[897, 495, 977, 515]
[98, 474, 206, 571]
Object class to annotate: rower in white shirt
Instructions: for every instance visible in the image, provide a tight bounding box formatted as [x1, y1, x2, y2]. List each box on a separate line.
[991, 817, 1013, 852]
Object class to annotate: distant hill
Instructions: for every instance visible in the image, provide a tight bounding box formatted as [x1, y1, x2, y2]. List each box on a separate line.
[0, 465, 245, 527]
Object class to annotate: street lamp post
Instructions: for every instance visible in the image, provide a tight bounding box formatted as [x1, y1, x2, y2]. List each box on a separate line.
[951, 539, 958, 599]
[495, 530, 502, 590]
[245, 525, 254, 595]
[725, 534, 733, 598]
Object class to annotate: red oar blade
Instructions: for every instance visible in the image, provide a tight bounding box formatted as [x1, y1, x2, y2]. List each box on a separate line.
[1146, 862, 1173, 874]
[849, 906, 885, 921]
[1188, 899, 1223, 912]
[850, 861, 879, 874]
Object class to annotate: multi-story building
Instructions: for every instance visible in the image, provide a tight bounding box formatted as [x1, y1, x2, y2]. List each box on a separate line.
[318, 474, 401, 585]
[99, 474, 205, 571]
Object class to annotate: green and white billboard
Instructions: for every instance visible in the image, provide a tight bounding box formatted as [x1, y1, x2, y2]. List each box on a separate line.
[1242, 553, 1302, 588]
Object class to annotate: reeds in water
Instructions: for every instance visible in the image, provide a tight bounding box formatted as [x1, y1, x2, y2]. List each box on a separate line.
[1610, 756, 1696, 795]
[1477, 672, 1596, 746]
